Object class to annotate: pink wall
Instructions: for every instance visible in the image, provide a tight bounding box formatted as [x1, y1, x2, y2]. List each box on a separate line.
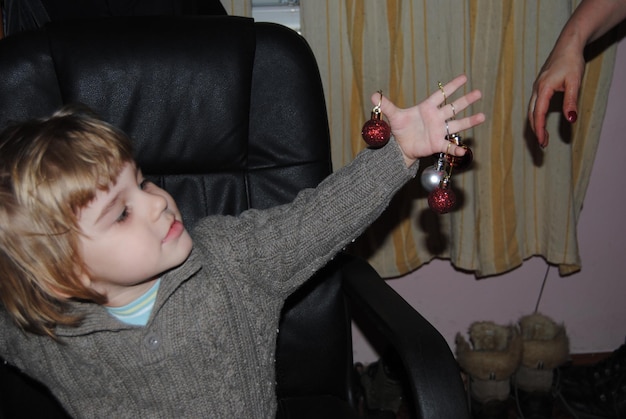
[353, 37, 626, 363]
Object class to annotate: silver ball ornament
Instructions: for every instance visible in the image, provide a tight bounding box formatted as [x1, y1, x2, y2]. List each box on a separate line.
[420, 165, 446, 192]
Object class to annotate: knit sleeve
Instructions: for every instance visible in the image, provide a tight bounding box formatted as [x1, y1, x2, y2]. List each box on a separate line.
[192, 138, 418, 298]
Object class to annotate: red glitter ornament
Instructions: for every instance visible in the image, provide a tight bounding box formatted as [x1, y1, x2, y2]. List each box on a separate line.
[362, 91, 391, 147]
[362, 112, 391, 147]
[428, 181, 456, 214]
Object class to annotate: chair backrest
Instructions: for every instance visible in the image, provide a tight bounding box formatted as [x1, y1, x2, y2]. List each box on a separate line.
[0, 15, 355, 405]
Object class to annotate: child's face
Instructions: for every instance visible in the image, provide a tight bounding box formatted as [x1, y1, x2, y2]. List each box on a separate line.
[77, 162, 193, 307]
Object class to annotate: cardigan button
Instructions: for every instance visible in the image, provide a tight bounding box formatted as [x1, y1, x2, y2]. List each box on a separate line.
[144, 334, 161, 350]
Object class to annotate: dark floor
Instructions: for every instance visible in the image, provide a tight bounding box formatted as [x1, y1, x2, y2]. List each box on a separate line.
[359, 352, 614, 419]
[506, 398, 576, 419]
[361, 389, 581, 419]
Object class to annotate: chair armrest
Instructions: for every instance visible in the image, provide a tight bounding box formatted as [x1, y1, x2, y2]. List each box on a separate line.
[340, 254, 470, 419]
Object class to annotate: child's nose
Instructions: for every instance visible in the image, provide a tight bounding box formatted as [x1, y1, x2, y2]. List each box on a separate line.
[147, 192, 168, 219]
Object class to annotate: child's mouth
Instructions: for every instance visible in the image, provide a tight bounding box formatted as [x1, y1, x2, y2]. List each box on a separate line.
[163, 220, 184, 243]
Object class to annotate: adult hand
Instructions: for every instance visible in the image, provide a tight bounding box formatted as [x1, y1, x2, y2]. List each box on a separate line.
[527, 0, 626, 148]
[528, 44, 585, 148]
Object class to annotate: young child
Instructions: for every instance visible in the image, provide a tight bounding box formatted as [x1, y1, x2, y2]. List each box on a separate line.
[0, 75, 484, 418]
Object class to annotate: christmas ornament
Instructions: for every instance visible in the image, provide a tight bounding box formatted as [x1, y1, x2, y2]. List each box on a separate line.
[424, 82, 475, 213]
[420, 154, 446, 192]
[427, 178, 456, 214]
[361, 90, 391, 147]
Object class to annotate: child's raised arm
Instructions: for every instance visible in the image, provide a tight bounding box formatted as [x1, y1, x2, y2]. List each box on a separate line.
[374, 74, 485, 167]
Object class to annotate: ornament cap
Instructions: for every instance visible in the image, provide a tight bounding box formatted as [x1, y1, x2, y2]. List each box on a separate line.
[446, 133, 462, 145]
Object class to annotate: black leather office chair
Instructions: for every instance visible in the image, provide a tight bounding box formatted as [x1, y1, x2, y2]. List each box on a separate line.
[0, 16, 469, 418]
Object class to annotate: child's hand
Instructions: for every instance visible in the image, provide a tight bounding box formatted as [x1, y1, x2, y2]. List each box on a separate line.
[373, 74, 485, 167]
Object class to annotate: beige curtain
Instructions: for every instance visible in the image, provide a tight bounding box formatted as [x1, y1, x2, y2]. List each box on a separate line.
[223, 1, 617, 278]
[219, 0, 251, 16]
[300, 0, 618, 278]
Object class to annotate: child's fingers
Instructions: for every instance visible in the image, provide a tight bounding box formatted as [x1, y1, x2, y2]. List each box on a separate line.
[373, 74, 475, 119]
[442, 89, 482, 120]
[441, 140, 467, 156]
[447, 113, 486, 136]
[435, 137, 464, 156]
[428, 74, 469, 107]
[370, 92, 399, 119]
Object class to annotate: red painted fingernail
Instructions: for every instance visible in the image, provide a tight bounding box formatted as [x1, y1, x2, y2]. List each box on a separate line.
[567, 111, 578, 123]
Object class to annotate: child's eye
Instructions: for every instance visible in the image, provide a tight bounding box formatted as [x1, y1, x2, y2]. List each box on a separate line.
[116, 207, 130, 223]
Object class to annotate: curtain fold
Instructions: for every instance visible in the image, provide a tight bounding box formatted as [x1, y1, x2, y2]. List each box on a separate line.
[300, 0, 618, 278]
[219, 0, 251, 17]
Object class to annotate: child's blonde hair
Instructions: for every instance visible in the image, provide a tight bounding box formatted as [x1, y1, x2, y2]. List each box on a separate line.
[0, 105, 134, 337]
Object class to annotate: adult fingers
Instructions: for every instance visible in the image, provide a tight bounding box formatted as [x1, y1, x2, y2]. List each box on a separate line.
[530, 89, 553, 148]
[563, 82, 580, 124]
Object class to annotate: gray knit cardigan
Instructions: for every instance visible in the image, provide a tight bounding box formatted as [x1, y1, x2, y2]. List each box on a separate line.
[0, 139, 418, 418]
